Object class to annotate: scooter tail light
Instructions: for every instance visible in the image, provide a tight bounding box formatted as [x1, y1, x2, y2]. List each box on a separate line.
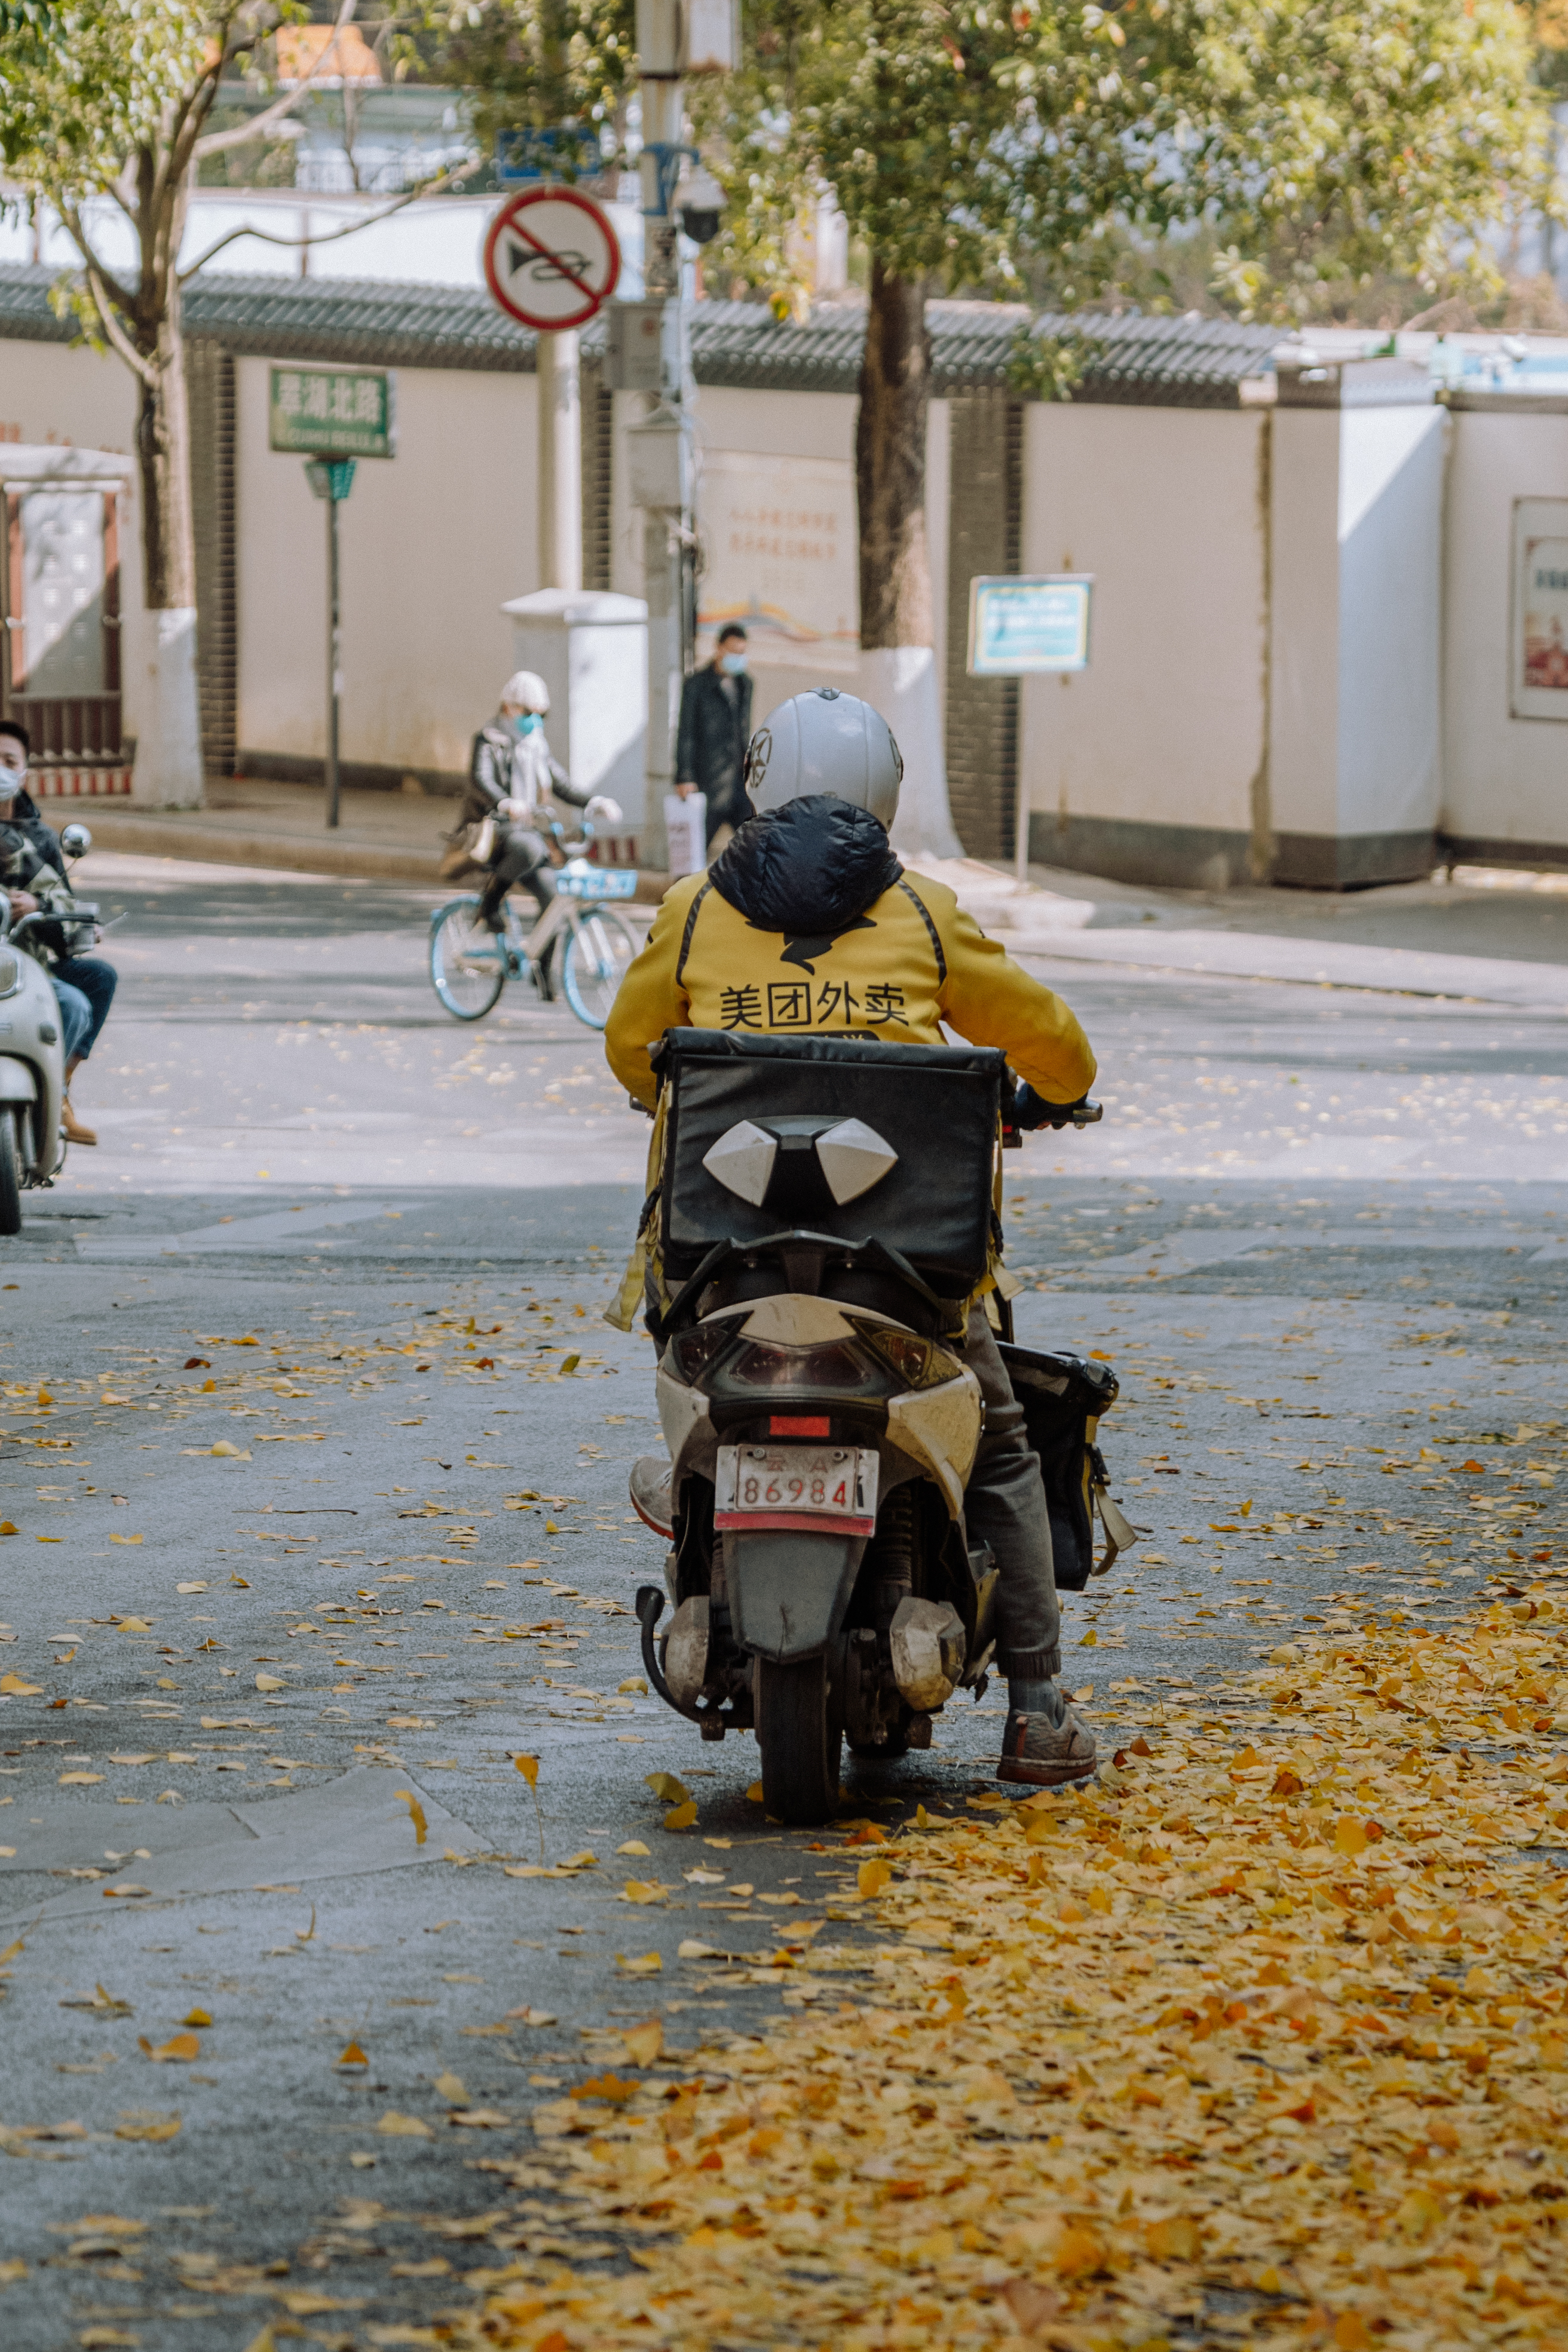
[770, 1414, 830, 1437]
[667, 1316, 745, 1384]
[853, 1325, 960, 1391]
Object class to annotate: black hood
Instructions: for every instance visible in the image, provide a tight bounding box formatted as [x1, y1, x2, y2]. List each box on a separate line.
[709, 795, 902, 949]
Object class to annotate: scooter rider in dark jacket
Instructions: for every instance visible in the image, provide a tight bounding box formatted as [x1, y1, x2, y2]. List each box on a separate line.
[463, 670, 622, 941]
[606, 687, 1101, 1790]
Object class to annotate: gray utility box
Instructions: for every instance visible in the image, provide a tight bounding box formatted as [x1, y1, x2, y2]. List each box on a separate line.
[626, 403, 694, 511]
[604, 298, 669, 393]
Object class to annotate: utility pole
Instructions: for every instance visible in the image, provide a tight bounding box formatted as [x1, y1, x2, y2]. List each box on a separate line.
[537, 326, 583, 592]
[537, 5, 584, 596]
[633, 0, 688, 876]
[628, 4, 734, 873]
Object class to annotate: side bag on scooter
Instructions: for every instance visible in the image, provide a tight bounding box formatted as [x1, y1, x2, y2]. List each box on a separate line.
[997, 1343, 1128, 1591]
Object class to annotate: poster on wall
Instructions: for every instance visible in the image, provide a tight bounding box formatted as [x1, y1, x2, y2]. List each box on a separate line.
[1511, 497, 1568, 721]
[696, 451, 858, 674]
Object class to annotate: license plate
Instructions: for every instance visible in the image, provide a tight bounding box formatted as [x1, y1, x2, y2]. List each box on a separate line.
[556, 865, 638, 900]
[714, 1444, 878, 1538]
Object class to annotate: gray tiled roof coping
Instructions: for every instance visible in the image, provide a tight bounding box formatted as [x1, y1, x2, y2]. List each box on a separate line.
[0, 262, 1279, 406]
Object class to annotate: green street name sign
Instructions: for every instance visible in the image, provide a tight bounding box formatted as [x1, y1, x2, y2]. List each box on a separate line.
[269, 366, 396, 458]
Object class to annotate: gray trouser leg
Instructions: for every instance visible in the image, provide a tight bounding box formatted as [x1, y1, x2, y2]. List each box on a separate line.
[480, 827, 556, 918]
[962, 1304, 1061, 1680]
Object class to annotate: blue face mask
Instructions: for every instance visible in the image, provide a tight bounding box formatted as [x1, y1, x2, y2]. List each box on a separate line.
[720, 651, 748, 676]
[511, 712, 542, 736]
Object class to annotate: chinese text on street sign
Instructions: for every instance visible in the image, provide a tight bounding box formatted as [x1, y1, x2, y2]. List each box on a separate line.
[967, 575, 1093, 676]
[269, 367, 394, 460]
[483, 187, 621, 334]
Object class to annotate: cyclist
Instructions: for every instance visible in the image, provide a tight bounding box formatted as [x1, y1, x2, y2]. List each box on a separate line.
[461, 672, 621, 978]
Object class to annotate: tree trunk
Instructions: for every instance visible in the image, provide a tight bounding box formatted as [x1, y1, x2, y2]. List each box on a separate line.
[129, 206, 203, 807]
[136, 299, 195, 611]
[853, 255, 961, 858]
[856, 257, 932, 653]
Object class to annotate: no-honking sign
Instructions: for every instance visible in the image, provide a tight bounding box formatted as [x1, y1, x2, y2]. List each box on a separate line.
[483, 186, 621, 335]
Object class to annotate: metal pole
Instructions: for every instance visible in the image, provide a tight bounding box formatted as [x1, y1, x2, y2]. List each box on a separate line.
[326, 489, 341, 831]
[1013, 775, 1030, 884]
[636, 0, 686, 874]
[537, 325, 583, 592]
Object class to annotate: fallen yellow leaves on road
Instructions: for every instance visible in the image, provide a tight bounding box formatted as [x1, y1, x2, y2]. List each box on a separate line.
[394, 1790, 428, 1846]
[139, 2032, 200, 2065]
[453, 1586, 1568, 2351]
[113, 2111, 179, 2142]
[376, 2111, 433, 2139]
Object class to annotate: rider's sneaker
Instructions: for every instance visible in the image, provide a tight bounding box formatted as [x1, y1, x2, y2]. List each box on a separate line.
[479, 902, 507, 935]
[996, 1681, 1097, 1788]
[629, 1456, 675, 1539]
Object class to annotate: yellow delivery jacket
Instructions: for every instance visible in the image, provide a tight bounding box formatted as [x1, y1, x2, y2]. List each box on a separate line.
[602, 804, 1097, 1328]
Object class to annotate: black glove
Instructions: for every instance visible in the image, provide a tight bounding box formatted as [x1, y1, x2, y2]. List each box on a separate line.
[1012, 1080, 1088, 1132]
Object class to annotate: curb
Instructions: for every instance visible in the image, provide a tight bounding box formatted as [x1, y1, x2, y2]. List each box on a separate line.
[77, 812, 448, 885]
[76, 813, 674, 899]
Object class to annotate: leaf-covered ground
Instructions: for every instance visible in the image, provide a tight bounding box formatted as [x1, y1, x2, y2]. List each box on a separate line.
[443, 1578, 1568, 2352]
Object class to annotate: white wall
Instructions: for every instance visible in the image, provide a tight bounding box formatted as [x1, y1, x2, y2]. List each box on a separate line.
[0, 335, 137, 455]
[1019, 403, 1269, 849]
[1444, 406, 1568, 853]
[1334, 405, 1445, 842]
[0, 190, 645, 295]
[1269, 409, 1339, 841]
[234, 355, 539, 776]
[670, 382, 952, 734]
[1272, 402, 1446, 854]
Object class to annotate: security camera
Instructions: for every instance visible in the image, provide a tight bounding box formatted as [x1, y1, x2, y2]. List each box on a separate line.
[678, 171, 725, 247]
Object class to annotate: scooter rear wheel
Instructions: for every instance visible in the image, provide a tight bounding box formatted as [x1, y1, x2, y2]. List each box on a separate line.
[0, 1107, 20, 1237]
[756, 1655, 842, 1826]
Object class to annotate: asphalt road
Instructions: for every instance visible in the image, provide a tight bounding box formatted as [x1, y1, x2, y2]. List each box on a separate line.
[0, 853, 1563, 2349]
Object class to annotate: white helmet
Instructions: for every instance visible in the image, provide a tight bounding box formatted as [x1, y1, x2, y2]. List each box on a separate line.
[744, 688, 904, 829]
[500, 669, 550, 715]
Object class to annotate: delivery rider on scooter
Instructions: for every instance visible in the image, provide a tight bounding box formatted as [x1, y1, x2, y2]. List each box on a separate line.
[604, 687, 1100, 1790]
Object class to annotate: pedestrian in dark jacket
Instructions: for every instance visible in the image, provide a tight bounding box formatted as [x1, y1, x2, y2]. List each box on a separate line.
[675, 623, 754, 849]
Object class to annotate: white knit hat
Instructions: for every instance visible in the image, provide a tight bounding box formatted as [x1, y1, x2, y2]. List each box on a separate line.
[500, 670, 550, 714]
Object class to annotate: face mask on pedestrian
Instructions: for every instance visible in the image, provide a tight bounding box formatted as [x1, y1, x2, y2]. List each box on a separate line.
[511, 712, 542, 737]
[720, 651, 748, 676]
[0, 748, 24, 794]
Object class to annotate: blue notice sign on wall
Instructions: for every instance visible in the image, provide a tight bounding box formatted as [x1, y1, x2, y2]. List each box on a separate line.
[967, 574, 1093, 675]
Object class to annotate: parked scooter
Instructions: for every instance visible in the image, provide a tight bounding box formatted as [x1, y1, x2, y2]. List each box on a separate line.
[0, 820, 95, 1235]
[628, 1028, 1128, 1826]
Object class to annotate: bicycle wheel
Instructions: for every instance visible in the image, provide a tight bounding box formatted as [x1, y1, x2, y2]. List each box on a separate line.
[429, 896, 507, 1022]
[559, 908, 640, 1030]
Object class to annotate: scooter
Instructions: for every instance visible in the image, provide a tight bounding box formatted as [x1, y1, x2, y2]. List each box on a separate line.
[627, 1028, 1118, 1826]
[0, 821, 94, 1236]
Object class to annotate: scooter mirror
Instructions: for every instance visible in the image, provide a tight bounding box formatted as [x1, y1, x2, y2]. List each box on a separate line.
[60, 823, 91, 860]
